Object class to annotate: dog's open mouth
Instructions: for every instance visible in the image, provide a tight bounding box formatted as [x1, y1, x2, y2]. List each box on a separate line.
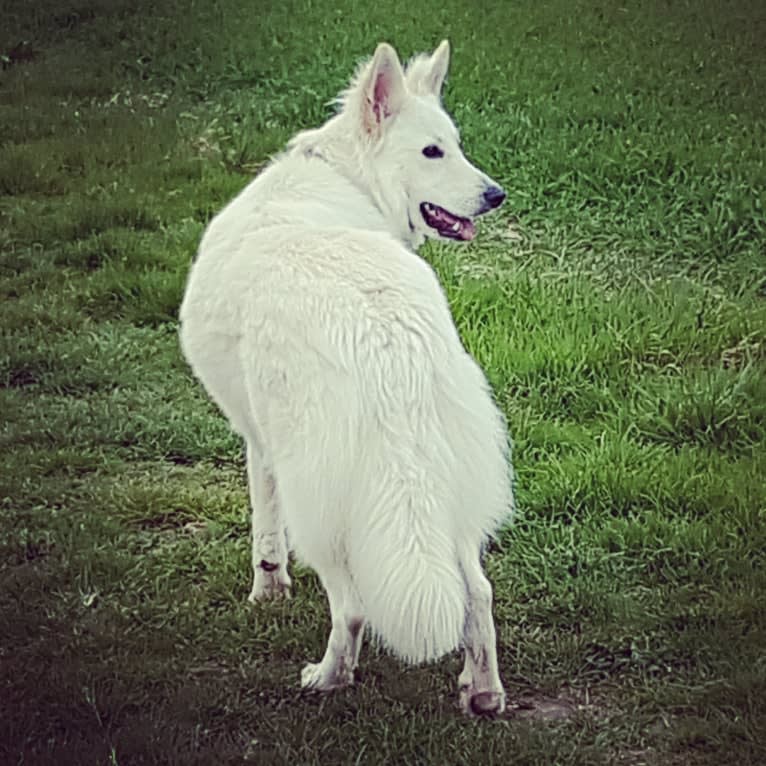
[420, 202, 476, 241]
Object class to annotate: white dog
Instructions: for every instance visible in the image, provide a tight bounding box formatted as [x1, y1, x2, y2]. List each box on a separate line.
[179, 40, 514, 716]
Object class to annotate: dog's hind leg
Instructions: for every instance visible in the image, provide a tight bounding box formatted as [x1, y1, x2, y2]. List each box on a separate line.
[458, 546, 506, 716]
[246, 439, 291, 602]
[301, 570, 364, 691]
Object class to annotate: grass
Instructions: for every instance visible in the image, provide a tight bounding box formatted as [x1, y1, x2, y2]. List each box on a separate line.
[1, 0, 765, 763]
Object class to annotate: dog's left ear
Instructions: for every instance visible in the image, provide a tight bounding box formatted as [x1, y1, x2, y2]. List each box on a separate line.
[361, 43, 407, 138]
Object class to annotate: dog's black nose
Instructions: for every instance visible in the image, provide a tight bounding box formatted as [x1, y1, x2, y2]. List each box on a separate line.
[483, 185, 506, 210]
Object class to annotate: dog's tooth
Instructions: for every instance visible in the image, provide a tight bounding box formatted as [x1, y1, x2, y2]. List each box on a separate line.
[452, 221, 461, 232]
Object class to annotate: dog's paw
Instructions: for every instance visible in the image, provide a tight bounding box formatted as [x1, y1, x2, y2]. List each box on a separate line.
[459, 685, 506, 717]
[300, 661, 354, 691]
[300, 662, 325, 689]
[248, 564, 291, 603]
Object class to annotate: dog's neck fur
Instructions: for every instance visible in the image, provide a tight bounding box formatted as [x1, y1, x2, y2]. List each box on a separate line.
[287, 113, 424, 250]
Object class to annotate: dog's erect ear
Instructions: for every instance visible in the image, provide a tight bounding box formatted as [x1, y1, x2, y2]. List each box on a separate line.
[404, 40, 450, 98]
[361, 43, 406, 137]
[426, 40, 450, 96]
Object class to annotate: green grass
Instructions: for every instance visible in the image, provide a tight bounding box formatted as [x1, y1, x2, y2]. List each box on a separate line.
[1, 0, 765, 763]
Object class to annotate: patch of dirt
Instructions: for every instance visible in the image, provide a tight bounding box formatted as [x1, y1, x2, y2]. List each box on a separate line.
[507, 691, 577, 721]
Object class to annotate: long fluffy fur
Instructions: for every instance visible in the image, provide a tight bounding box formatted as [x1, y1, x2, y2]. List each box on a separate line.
[179, 42, 513, 665]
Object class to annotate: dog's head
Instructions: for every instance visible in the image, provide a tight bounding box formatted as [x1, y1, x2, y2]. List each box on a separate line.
[344, 41, 505, 246]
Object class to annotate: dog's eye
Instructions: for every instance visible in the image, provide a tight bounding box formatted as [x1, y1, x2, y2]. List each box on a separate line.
[422, 145, 444, 159]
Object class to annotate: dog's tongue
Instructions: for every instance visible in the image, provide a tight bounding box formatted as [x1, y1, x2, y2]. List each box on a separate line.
[432, 206, 476, 241]
[458, 218, 476, 241]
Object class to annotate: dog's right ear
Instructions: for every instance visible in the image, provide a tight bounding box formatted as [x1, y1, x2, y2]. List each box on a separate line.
[424, 40, 450, 97]
[360, 43, 406, 138]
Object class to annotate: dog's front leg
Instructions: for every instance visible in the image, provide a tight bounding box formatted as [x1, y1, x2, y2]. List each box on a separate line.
[245, 441, 291, 601]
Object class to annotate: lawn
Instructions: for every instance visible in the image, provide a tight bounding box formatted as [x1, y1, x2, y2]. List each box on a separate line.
[1, 1, 765, 764]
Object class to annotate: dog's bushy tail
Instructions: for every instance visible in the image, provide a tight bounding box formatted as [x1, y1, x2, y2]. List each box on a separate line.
[348, 488, 466, 665]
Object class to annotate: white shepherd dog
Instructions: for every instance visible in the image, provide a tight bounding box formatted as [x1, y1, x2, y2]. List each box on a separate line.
[179, 41, 514, 716]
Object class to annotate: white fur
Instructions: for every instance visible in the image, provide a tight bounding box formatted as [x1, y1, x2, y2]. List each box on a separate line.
[179, 41, 514, 715]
